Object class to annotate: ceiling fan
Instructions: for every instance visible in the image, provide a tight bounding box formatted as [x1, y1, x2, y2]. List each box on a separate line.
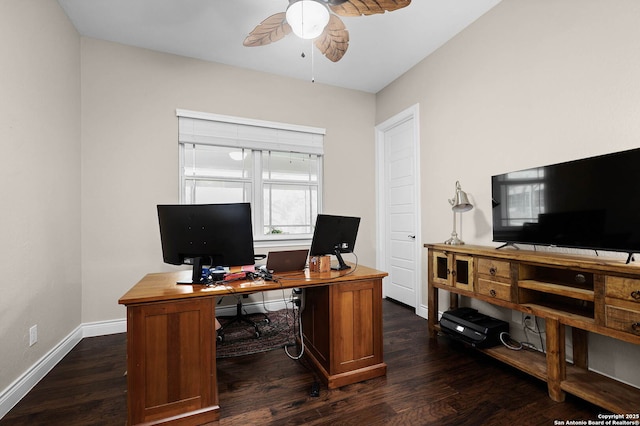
[243, 0, 412, 63]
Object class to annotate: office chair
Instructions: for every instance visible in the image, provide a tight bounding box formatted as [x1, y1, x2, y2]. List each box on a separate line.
[216, 294, 269, 342]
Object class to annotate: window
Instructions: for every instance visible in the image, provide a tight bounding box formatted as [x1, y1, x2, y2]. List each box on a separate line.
[177, 110, 324, 245]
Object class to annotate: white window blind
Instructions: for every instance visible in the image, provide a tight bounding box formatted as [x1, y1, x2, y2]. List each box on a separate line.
[177, 109, 324, 155]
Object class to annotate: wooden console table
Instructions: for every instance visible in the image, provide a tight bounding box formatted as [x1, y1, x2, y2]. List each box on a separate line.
[425, 243, 640, 414]
[119, 265, 387, 425]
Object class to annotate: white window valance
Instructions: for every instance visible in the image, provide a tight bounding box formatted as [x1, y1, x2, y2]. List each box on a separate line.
[176, 109, 325, 155]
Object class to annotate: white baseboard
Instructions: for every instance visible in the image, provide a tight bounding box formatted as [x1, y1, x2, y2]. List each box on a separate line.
[81, 319, 127, 338]
[0, 325, 83, 419]
[0, 297, 292, 419]
[416, 303, 428, 319]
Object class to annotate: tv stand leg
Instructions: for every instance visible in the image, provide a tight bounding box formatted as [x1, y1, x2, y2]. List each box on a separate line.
[427, 281, 439, 338]
[545, 318, 566, 402]
[496, 242, 519, 250]
[626, 252, 635, 264]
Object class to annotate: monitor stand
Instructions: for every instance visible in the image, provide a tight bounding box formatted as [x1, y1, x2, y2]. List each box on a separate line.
[176, 257, 207, 285]
[332, 249, 351, 271]
[496, 242, 520, 250]
[626, 252, 636, 264]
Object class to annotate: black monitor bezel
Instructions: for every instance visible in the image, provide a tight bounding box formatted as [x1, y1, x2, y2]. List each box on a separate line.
[157, 202, 255, 283]
[309, 214, 360, 270]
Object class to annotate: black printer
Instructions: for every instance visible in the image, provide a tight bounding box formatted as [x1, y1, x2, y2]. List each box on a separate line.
[439, 307, 509, 348]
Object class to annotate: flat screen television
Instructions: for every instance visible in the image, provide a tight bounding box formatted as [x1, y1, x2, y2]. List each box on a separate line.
[310, 214, 360, 270]
[157, 203, 255, 283]
[491, 147, 640, 262]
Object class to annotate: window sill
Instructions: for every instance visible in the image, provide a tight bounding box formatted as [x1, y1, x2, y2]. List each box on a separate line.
[254, 235, 312, 249]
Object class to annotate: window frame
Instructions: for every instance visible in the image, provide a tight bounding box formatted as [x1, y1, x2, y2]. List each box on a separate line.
[177, 109, 325, 248]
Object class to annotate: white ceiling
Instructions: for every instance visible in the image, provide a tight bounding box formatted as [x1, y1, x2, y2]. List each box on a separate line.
[57, 0, 501, 93]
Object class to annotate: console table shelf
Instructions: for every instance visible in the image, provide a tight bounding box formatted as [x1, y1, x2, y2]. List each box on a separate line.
[518, 280, 595, 301]
[520, 303, 595, 322]
[426, 243, 640, 414]
[435, 322, 549, 380]
[562, 367, 640, 415]
[482, 344, 548, 382]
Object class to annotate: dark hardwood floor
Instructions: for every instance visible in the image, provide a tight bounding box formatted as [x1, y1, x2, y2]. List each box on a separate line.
[1, 299, 604, 425]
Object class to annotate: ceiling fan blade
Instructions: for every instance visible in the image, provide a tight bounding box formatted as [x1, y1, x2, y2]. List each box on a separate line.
[330, 0, 411, 17]
[314, 14, 349, 62]
[243, 12, 292, 47]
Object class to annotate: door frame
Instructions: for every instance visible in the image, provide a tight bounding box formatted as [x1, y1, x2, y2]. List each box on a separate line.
[375, 104, 425, 318]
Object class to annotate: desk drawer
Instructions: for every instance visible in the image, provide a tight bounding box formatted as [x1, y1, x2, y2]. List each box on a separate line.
[605, 276, 640, 304]
[477, 278, 512, 302]
[477, 258, 511, 280]
[605, 304, 640, 336]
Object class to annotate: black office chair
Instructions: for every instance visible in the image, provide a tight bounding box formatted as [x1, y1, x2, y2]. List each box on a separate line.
[216, 295, 269, 341]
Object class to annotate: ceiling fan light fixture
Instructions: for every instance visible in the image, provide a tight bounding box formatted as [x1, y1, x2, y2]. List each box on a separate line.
[286, 0, 330, 40]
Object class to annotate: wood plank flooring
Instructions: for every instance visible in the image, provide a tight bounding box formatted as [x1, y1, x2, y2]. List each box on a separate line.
[1, 299, 605, 425]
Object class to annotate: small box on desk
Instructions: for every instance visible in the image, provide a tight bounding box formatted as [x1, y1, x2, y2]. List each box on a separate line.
[310, 255, 331, 272]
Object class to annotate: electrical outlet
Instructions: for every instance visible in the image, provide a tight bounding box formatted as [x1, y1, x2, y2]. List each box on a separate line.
[29, 325, 38, 346]
[523, 315, 539, 332]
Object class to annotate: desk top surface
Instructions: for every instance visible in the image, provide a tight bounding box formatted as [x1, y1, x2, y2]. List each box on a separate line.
[119, 263, 388, 306]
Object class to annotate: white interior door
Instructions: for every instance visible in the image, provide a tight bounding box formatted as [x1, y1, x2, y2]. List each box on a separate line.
[375, 105, 421, 312]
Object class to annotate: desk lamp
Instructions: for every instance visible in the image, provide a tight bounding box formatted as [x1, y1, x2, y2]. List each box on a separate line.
[444, 181, 473, 245]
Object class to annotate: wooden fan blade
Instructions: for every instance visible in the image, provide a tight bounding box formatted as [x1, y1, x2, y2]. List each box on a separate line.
[314, 14, 349, 62]
[330, 0, 411, 17]
[243, 12, 292, 47]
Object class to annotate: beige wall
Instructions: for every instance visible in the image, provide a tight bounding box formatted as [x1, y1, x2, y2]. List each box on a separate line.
[80, 38, 377, 323]
[376, 0, 640, 387]
[0, 2, 81, 390]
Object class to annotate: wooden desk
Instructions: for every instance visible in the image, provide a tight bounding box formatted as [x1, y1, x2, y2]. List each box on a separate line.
[119, 265, 388, 425]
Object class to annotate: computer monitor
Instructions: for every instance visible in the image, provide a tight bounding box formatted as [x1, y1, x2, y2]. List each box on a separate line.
[309, 214, 360, 270]
[157, 203, 255, 284]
